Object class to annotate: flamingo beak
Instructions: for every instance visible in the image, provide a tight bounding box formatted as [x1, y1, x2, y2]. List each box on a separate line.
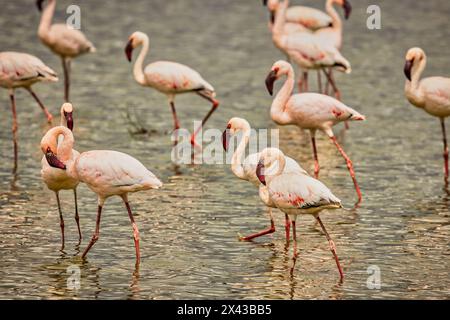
[222, 125, 231, 151]
[45, 147, 66, 170]
[125, 39, 134, 62]
[343, 0, 352, 20]
[263, 0, 268, 5]
[265, 70, 278, 96]
[270, 11, 275, 24]
[36, 0, 44, 11]
[64, 111, 74, 131]
[256, 161, 266, 186]
[404, 59, 413, 81]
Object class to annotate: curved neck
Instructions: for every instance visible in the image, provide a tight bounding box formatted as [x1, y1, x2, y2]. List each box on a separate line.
[54, 127, 74, 163]
[405, 57, 426, 105]
[326, 0, 342, 30]
[271, 69, 294, 125]
[133, 38, 149, 86]
[38, 0, 55, 41]
[267, 152, 286, 184]
[231, 128, 251, 180]
[272, 0, 288, 38]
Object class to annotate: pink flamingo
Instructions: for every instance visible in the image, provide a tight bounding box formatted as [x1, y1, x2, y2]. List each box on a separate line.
[265, 60, 365, 202]
[37, 0, 96, 102]
[263, 0, 333, 31]
[0, 51, 58, 172]
[40, 126, 163, 266]
[41, 103, 80, 250]
[271, 0, 351, 97]
[222, 117, 308, 241]
[256, 147, 344, 280]
[404, 47, 450, 183]
[125, 31, 219, 146]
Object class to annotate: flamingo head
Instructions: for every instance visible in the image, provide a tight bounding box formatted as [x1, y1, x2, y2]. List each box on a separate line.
[41, 139, 66, 170]
[265, 60, 292, 95]
[256, 148, 284, 186]
[334, 0, 352, 20]
[404, 47, 425, 81]
[263, 0, 279, 24]
[125, 31, 147, 62]
[61, 103, 74, 131]
[222, 117, 251, 151]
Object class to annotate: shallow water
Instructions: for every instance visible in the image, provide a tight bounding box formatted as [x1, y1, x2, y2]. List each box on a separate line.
[1, 0, 450, 299]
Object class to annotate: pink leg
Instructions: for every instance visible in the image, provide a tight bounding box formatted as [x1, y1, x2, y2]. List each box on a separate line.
[73, 189, 82, 242]
[284, 213, 291, 242]
[330, 136, 362, 203]
[441, 118, 449, 183]
[62, 58, 70, 102]
[123, 197, 140, 266]
[9, 91, 18, 173]
[82, 205, 102, 259]
[303, 72, 309, 92]
[239, 208, 275, 241]
[55, 192, 65, 251]
[317, 70, 322, 94]
[311, 133, 320, 178]
[292, 219, 298, 258]
[26, 87, 53, 123]
[190, 92, 219, 146]
[316, 215, 344, 281]
[170, 101, 181, 146]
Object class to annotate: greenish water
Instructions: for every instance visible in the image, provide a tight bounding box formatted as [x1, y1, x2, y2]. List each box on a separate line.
[0, 0, 449, 299]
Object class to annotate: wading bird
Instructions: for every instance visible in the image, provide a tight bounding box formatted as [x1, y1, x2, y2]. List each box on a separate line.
[40, 126, 162, 266]
[265, 60, 364, 202]
[41, 103, 80, 250]
[0, 51, 57, 172]
[404, 47, 450, 183]
[256, 147, 344, 280]
[37, 0, 96, 102]
[125, 31, 219, 146]
[222, 117, 308, 241]
[271, 0, 351, 96]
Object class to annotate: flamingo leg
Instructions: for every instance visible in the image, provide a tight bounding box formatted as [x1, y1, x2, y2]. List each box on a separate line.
[169, 101, 181, 146]
[324, 68, 330, 95]
[9, 91, 18, 173]
[330, 136, 362, 203]
[239, 207, 276, 241]
[310, 131, 320, 178]
[315, 215, 344, 281]
[55, 192, 65, 251]
[73, 189, 82, 242]
[62, 58, 71, 102]
[82, 205, 103, 259]
[191, 92, 219, 146]
[441, 118, 449, 183]
[292, 218, 298, 258]
[317, 70, 322, 94]
[26, 87, 53, 122]
[284, 213, 291, 242]
[303, 72, 309, 92]
[122, 198, 141, 266]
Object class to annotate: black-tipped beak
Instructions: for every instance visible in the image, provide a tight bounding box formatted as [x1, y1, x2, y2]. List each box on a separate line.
[404, 59, 413, 81]
[125, 40, 134, 62]
[270, 11, 275, 24]
[343, 0, 352, 20]
[256, 161, 266, 186]
[265, 70, 277, 96]
[263, 0, 268, 6]
[36, 0, 44, 11]
[64, 111, 74, 131]
[45, 148, 66, 170]
[222, 127, 231, 151]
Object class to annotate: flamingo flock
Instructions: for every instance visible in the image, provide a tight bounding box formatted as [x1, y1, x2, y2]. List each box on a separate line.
[1, 0, 449, 283]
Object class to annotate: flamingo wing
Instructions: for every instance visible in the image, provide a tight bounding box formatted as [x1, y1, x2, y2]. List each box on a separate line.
[0, 52, 57, 83]
[421, 77, 450, 110]
[286, 6, 332, 30]
[47, 24, 95, 56]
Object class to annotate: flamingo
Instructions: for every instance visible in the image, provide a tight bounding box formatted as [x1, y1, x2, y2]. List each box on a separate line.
[263, 0, 333, 31]
[256, 147, 344, 280]
[265, 60, 365, 202]
[125, 31, 219, 146]
[41, 103, 80, 250]
[222, 117, 308, 241]
[40, 126, 163, 266]
[37, 0, 96, 102]
[404, 47, 450, 183]
[271, 0, 351, 98]
[0, 51, 58, 172]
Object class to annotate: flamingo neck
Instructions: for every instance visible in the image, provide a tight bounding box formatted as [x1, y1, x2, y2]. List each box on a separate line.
[38, 0, 55, 42]
[326, 0, 342, 30]
[231, 128, 251, 180]
[272, 0, 288, 40]
[266, 152, 286, 184]
[405, 57, 426, 105]
[133, 37, 149, 86]
[271, 69, 294, 125]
